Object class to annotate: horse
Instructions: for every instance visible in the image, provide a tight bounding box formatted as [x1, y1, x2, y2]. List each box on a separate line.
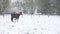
[11, 12, 23, 22]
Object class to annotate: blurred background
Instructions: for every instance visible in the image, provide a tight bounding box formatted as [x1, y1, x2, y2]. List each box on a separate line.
[0, 0, 60, 15]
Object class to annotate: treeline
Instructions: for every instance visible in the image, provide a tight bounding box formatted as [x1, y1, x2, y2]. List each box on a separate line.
[0, 0, 9, 14]
[0, 0, 60, 15]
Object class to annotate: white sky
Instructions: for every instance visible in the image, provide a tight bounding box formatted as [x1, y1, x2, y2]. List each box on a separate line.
[11, 0, 17, 2]
[11, 0, 24, 2]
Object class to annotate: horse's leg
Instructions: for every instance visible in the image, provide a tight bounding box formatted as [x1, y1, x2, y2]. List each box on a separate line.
[17, 19, 18, 22]
[14, 18, 16, 22]
[11, 17, 13, 22]
[15, 18, 19, 22]
[15, 19, 18, 22]
[22, 14, 23, 18]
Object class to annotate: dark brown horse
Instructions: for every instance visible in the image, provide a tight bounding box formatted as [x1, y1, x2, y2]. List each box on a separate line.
[11, 12, 23, 22]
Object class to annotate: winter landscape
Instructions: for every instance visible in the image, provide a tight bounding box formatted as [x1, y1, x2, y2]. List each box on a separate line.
[0, 0, 60, 34]
[0, 14, 60, 34]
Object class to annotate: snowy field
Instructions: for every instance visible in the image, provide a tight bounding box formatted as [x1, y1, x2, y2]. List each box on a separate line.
[0, 14, 60, 34]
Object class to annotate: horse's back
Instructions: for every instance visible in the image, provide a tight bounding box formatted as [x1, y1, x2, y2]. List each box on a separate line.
[11, 14, 20, 17]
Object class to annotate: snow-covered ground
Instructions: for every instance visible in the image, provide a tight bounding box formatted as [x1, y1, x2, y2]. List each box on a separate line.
[0, 14, 60, 34]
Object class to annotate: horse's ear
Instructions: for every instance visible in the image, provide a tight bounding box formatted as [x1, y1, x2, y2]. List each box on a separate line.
[20, 12, 22, 13]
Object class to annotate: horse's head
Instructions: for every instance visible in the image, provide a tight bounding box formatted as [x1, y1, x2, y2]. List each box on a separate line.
[19, 12, 22, 15]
